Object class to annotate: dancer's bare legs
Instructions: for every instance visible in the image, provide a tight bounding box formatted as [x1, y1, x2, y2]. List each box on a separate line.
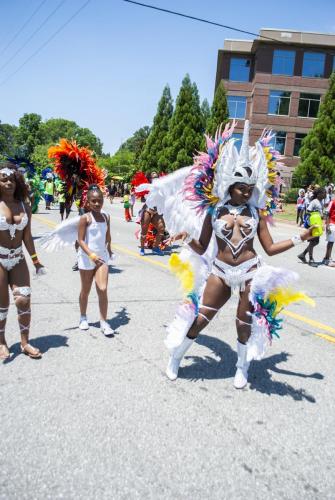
[187, 275, 231, 339]
[94, 263, 109, 321]
[9, 259, 41, 358]
[0, 266, 10, 359]
[79, 269, 95, 316]
[140, 209, 151, 254]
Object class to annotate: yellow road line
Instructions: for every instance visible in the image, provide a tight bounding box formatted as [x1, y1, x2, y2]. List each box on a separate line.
[112, 244, 170, 270]
[33, 213, 335, 343]
[33, 214, 170, 271]
[315, 333, 335, 344]
[283, 310, 335, 335]
[33, 214, 58, 228]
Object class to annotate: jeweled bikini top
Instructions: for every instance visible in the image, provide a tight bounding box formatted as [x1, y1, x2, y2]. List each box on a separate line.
[0, 202, 28, 240]
[212, 202, 258, 258]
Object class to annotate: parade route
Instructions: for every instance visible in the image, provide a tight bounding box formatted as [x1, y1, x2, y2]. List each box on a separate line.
[1, 200, 335, 499]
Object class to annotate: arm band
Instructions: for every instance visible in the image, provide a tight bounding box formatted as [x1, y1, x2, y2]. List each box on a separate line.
[291, 235, 303, 246]
[30, 253, 38, 260]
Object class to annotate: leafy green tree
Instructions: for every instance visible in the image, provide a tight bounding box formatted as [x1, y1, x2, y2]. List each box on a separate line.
[139, 85, 173, 172]
[0, 122, 17, 157]
[201, 98, 211, 133]
[99, 149, 135, 178]
[15, 113, 43, 158]
[31, 144, 52, 172]
[120, 126, 150, 161]
[162, 75, 203, 171]
[206, 81, 229, 137]
[39, 118, 103, 155]
[293, 73, 335, 186]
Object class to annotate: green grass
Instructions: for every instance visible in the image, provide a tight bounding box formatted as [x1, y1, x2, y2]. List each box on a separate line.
[274, 203, 297, 223]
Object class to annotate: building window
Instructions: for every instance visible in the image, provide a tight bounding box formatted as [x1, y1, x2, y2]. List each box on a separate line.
[272, 49, 295, 76]
[268, 90, 291, 115]
[302, 52, 325, 77]
[270, 131, 287, 155]
[227, 96, 247, 118]
[298, 93, 321, 118]
[232, 133, 243, 151]
[293, 133, 307, 156]
[229, 57, 251, 82]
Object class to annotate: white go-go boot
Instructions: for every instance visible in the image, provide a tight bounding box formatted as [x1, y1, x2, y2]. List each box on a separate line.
[166, 337, 194, 381]
[234, 341, 250, 389]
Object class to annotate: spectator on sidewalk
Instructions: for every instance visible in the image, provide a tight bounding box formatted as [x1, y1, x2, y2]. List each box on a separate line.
[322, 196, 335, 267]
[123, 189, 131, 222]
[108, 180, 117, 204]
[296, 189, 305, 226]
[298, 187, 326, 267]
[130, 187, 136, 217]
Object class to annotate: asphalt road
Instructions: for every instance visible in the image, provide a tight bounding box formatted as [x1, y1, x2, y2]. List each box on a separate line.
[1, 199, 335, 500]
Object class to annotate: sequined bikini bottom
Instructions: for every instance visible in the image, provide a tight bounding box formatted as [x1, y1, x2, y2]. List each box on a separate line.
[0, 245, 24, 271]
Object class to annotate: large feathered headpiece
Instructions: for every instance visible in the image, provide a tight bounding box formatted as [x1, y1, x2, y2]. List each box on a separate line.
[184, 120, 284, 221]
[48, 139, 106, 203]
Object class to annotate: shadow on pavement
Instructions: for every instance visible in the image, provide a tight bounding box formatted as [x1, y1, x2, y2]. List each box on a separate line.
[4, 334, 69, 364]
[64, 307, 131, 334]
[179, 334, 323, 402]
[108, 265, 123, 274]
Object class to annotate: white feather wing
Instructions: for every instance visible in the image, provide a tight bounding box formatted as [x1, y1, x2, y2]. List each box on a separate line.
[39, 216, 80, 252]
[145, 167, 204, 239]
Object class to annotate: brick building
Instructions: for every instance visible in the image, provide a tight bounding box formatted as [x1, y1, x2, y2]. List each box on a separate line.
[215, 28, 335, 187]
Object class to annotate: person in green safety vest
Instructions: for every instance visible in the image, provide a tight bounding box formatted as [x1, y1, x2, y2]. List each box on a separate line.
[44, 174, 55, 210]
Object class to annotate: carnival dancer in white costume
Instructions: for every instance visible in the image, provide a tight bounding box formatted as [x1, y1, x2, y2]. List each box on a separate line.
[0, 162, 45, 360]
[139, 121, 315, 388]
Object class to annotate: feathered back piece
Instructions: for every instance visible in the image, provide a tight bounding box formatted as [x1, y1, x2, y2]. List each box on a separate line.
[48, 139, 106, 203]
[258, 130, 284, 222]
[131, 171, 149, 198]
[183, 121, 236, 214]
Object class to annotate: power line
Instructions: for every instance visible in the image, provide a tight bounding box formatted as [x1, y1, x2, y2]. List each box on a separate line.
[0, 0, 49, 57]
[0, 0, 67, 73]
[122, 0, 287, 44]
[123, 0, 335, 57]
[0, 0, 91, 87]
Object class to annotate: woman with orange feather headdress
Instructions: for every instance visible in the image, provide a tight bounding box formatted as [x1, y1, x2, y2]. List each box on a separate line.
[48, 139, 106, 216]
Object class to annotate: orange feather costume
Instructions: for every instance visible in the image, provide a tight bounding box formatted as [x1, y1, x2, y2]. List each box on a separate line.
[48, 139, 106, 206]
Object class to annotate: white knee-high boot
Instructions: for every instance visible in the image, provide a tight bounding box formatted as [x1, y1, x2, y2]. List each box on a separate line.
[234, 341, 250, 389]
[166, 336, 194, 381]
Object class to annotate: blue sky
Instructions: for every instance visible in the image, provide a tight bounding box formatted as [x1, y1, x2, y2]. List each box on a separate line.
[0, 0, 334, 154]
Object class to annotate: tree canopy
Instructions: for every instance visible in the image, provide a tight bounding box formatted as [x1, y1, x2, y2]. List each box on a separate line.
[293, 72, 335, 186]
[139, 85, 173, 172]
[206, 81, 229, 136]
[161, 74, 203, 171]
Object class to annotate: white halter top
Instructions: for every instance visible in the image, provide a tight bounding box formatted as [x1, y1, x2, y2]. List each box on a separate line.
[212, 203, 258, 258]
[81, 210, 108, 252]
[0, 202, 28, 240]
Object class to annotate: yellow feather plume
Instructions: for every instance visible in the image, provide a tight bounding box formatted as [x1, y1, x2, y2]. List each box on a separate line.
[168, 254, 195, 295]
[268, 287, 315, 316]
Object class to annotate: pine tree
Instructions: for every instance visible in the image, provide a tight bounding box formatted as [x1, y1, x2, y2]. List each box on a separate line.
[201, 98, 211, 133]
[138, 85, 173, 172]
[293, 72, 335, 186]
[161, 75, 203, 171]
[206, 81, 229, 137]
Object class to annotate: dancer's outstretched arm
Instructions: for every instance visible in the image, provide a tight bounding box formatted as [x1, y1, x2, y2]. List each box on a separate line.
[257, 214, 314, 256]
[22, 203, 44, 273]
[167, 212, 213, 255]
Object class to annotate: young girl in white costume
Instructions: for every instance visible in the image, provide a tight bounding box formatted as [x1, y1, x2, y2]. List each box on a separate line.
[77, 185, 114, 336]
